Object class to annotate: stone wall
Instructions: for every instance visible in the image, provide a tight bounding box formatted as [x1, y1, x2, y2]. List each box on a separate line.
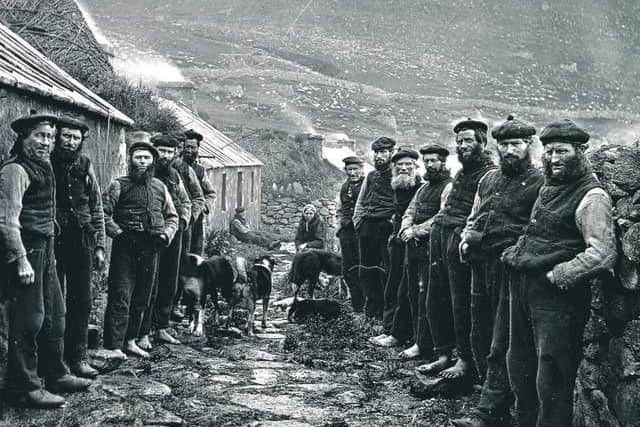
[261, 194, 338, 250]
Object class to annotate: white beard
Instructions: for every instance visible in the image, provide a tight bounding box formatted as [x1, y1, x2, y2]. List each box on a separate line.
[391, 171, 417, 190]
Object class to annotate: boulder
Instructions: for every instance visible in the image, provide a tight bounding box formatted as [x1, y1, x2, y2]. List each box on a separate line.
[588, 144, 640, 193]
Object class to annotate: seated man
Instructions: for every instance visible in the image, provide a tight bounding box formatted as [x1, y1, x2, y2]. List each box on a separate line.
[230, 207, 281, 249]
[294, 204, 325, 252]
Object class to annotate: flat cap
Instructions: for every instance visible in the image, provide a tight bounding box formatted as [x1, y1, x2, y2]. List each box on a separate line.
[151, 134, 178, 148]
[453, 118, 488, 134]
[172, 132, 186, 142]
[491, 114, 536, 141]
[184, 129, 203, 142]
[57, 114, 89, 133]
[391, 148, 419, 163]
[11, 110, 58, 133]
[235, 207, 245, 214]
[129, 141, 159, 159]
[539, 119, 589, 145]
[419, 143, 449, 157]
[342, 156, 364, 166]
[371, 136, 396, 151]
[129, 130, 151, 144]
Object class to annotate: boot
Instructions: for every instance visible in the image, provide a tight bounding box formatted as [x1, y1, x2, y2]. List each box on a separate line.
[46, 374, 93, 393]
[69, 360, 99, 379]
[7, 389, 66, 409]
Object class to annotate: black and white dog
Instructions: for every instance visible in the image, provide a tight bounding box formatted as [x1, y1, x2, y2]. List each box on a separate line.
[233, 255, 276, 334]
[289, 249, 343, 298]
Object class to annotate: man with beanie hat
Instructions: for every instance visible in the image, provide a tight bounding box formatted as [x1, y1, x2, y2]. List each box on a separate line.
[371, 148, 423, 345]
[102, 140, 178, 359]
[137, 134, 192, 351]
[353, 136, 396, 319]
[0, 112, 93, 408]
[419, 118, 496, 381]
[336, 156, 365, 312]
[451, 115, 543, 427]
[499, 119, 616, 427]
[51, 115, 105, 380]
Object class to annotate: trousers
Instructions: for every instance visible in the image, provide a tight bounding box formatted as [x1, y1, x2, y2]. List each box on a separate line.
[358, 219, 392, 319]
[338, 225, 363, 312]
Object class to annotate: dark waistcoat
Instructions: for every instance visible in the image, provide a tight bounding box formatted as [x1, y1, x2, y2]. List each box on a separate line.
[434, 156, 495, 229]
[361, 166, 394, 220]
[414, 171, 453, 224]
[113, 176, 167, 234]
[504, 171, 601, 272]
[155, 167, 185, 213]
[339, 178, 364, 228]
[52, 153, 93, 229]
[468, 165, 544, 255]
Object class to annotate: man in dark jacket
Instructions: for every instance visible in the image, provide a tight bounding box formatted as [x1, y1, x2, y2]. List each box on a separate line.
[138, 134, 192, 350]
[372, 148, 423, 344]
[418, 118, 496, 380]
[336, 156, 365, 312]
[353, 136, 396, 319]
[294, 204, 325, 251]
[374, 144, 452, 358]
[230, 207, 281, 249]
[451, 116, 544, 427]
[0, 113, 92, 408]
[500, 120, 616, 427]
[102, 141, 178, 359]
[183, 129, 216, 256]
[51, 115, 105, 379]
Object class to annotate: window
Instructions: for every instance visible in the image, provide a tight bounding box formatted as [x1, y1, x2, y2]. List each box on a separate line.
[237, 171, 244, 208]
[251, 171, 255, 202]
[221, 173, 227, 211]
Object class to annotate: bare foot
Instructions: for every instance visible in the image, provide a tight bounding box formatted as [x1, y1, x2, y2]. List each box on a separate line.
[125, 340, 150, 358]
[416, 354, 453, 375]
[104, 349, 128, 361]
[137, 335, 152, 351]
[399, 343, 420, 359]
[439, 358, 470, 379]
[157, 329, 180, 344]
[368, 334, 388, 345]
[375, 335, 400, 347]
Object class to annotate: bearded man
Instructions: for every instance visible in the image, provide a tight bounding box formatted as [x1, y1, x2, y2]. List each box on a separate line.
[373, 144, 452, 358]
[0, 113, 93, 408]
[451, 115, 544, 427]
[371, 148, 423, 345]
[500, 120, 616, 427]
[182, 129, 216, 256]
[336, 156, 365, 312]
[51, 115, 105, 380]
[418, 118, 496, 381]
[102, 141, 178, 359]
[137, 134, 192, 351]
[353, 136, 396, 319]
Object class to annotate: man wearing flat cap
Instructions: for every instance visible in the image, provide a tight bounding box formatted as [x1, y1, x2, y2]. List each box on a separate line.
[353, 136, 396, 319]
[418, 118, 496, 381]
[499, 119, 616, 427]
[0, 112, 93, 408]
[336, 156, 365, 312]
[182, 129, 217, 256]
[373, 144, 452, 359]
[51, 115, 105, 380]
[102, 140, 178, 359]
[137, 134, 192, 351]
[371, 148, 423, 345]
[451, 115, 544, 427]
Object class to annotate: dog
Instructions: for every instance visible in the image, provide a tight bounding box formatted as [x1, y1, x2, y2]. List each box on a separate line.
[287, 297, 342, 323]
[288, 249, 342, 299]
[180, 254, 236, 337]
[231, 254, 276, 334]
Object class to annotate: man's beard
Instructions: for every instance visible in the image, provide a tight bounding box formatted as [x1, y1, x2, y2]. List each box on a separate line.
[183, 152, 196, 164]
[391, 168, 418, 190]
[425, 166, 445, 181]
[499, 151, 531, 177]
[543, 150, 589, 184]
[52, 145, 79, 163]
[156, 158, 172, 175]
[374, 159, 390, 171]
[128, 162, 154, 183]
[457, 143, 485, 169]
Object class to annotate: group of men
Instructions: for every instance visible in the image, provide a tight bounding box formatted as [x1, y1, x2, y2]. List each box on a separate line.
[336, 116, 616, 427]
[0, 112, 214, 409]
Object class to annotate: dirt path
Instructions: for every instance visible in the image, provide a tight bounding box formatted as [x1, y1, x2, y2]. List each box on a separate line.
[1, 250, 480, 427]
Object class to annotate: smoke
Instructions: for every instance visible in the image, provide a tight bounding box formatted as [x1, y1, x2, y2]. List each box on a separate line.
[279, 102, 316, 133]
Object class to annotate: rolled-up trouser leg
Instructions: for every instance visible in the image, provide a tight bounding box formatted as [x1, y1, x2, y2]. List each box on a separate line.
[389, 266, 411, 342]
[339, 227, 363, 312]
[153, 228, 183, 330]
[412, 242, 432, 354]
[382, 239, 405, 333]
[426, 223, 455, 356]
[56, 225, 93, 364]
[125, 241, 159, 342]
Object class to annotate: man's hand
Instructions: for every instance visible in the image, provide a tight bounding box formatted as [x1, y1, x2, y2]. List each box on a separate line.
[296, 243, 308, 252]
[93, 247, 106, 271]
[459, 241, 470, 263]
[16, 256, 35, 285]
[400, 227, 415, 242]
[179, 219, 187, 232]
